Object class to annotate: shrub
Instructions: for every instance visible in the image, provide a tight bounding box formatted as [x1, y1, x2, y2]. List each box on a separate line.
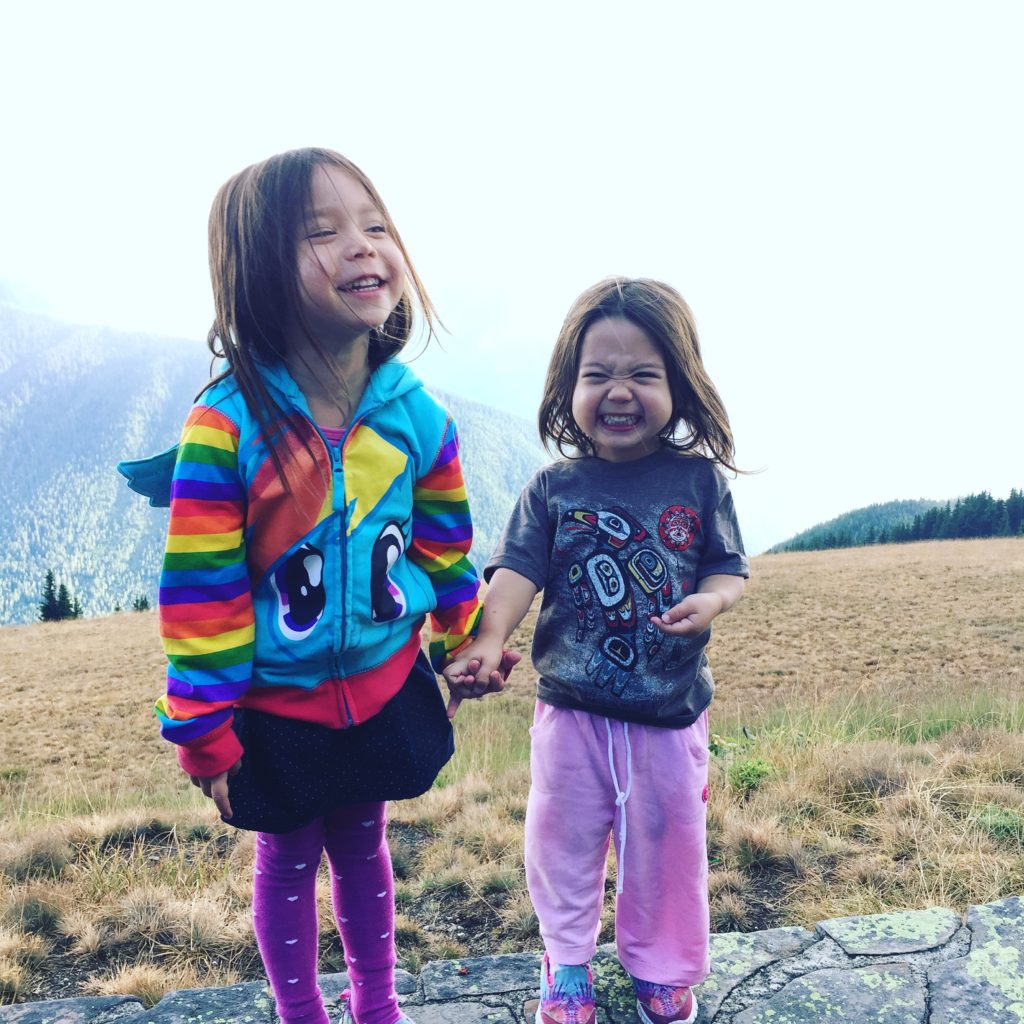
[972, 804, 1024, 844]
[727, 758, 777, 795]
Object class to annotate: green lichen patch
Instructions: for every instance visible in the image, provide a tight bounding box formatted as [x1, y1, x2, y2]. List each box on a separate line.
[929, 942, 1024, 1024]
[967, 896, 1024, 949]
[733, 964, 926, 1024]
[818, 905, 960, 955]
[697, 929, 817, 1021]
[591, 951, 637, 1023]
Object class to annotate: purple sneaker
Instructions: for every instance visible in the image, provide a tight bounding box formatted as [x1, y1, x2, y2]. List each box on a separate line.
[633, 978, 697, 1024]
[536, 953, 596, 1024]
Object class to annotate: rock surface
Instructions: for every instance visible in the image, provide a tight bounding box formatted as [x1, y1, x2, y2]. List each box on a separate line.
[2, 898, 1021, 1024]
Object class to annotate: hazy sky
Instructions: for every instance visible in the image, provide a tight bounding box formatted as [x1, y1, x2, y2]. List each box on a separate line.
[3, 1, 1021, 553]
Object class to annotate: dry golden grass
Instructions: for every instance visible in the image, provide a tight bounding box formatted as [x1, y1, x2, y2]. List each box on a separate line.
[2, 537, 1022, 1002]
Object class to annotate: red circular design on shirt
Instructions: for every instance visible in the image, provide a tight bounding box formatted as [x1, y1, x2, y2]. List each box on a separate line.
[658, 505, 700, 551]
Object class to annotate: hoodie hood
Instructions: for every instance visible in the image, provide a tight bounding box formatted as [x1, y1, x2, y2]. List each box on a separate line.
[258, 357, 424, 425]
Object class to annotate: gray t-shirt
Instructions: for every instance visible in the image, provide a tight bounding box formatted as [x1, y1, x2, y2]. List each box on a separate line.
[486, 448, 748, 728]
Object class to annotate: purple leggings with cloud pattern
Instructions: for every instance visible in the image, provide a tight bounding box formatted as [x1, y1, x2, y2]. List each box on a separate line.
[253, 802, 401, 1024]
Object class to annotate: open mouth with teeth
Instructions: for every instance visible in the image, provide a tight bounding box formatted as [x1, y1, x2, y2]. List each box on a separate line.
[599, 414, 641, 428]
[340, 276, 385, 293]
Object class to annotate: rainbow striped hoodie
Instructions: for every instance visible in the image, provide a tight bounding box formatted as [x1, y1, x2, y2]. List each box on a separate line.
[125, 359, 481, 777]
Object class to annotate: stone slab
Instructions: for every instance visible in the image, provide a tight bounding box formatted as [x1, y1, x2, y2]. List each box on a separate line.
[967, 895, 1024, 948]
[929, 897, 1024, 1024]
[586, 931, 816, 1024]
[0, 998, 144, 1024]
[141, 981, 275, 1023]
[402, 1006, 515, 1024]
[733, 963, 926, 1024]
[693, 928, 818, 1020]
[420, 953, 541, 1000]
[817, 906, 960, 955]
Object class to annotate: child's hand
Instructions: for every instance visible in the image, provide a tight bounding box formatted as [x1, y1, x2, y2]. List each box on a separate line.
[443, 646, 521, 719]
[189, 759, 242, 820]
[650, 592, 724, 636]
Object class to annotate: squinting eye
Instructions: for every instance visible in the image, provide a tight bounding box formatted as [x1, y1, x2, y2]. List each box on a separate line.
[307, 229, 335, 240]
[366, 224, 387, 234]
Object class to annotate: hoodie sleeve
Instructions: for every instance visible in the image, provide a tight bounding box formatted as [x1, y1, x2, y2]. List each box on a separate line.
[407, 415, 483, 670]
[155, 403, 253, 777]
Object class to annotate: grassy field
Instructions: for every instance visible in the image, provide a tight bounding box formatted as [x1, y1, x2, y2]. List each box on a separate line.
[2, 538, 1023, 1004]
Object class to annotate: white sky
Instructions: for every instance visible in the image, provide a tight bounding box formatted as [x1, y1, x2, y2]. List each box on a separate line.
[3, 1, 1022, 553]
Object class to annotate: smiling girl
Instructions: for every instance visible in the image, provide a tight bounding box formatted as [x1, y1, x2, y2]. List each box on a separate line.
[445, 278, 749, 1024]
[122, 148, 515, 1024]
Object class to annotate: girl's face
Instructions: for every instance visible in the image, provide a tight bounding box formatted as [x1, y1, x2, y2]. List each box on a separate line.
[571, 316, 673, 462]
[293, 163, 406, 348]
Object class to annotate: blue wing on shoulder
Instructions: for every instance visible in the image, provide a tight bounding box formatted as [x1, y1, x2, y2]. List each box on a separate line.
[116, 445, 178, 508]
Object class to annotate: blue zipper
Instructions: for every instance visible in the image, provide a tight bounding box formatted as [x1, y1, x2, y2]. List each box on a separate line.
[326, 438, 353, 725]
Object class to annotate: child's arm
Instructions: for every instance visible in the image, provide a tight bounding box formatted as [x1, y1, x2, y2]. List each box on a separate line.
[155, 404, 254, 806]
[443, 568, 538, 717]
[650, 573, 745, 636]
[406, 417, 485, 670]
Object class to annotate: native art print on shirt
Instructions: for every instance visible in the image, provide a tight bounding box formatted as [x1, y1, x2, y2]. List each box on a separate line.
[561, 504, 701, 696]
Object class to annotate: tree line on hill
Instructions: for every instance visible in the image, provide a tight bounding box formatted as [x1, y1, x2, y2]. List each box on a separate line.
[39, 568, 150, 621]
[774, 490, 1024, 553]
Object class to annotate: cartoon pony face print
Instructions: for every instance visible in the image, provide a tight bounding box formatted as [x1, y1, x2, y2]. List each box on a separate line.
[370, 520, 408, 622]
[270, 543, 326, 640]
[658, 505, 701, 551]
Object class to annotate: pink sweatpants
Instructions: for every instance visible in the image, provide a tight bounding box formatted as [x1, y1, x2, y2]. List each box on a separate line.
[525, 702, 711, 987]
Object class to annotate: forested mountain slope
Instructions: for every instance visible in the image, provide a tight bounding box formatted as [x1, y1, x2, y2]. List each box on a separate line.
[0, 306, 543, 623]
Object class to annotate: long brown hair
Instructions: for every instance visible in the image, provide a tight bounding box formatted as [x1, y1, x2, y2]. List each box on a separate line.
[538, 277, 738, 471]
[204, 147, 438, 482]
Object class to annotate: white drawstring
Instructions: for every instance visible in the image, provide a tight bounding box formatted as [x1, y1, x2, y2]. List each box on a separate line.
[605, 718, 633, 894]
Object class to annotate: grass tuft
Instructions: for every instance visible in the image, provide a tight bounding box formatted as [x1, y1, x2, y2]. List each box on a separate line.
[0, 834, 72, 882]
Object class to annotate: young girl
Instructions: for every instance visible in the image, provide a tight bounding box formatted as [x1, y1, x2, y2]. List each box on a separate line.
[445, 278, 749, 1024]
[121, 148, 502, 1024]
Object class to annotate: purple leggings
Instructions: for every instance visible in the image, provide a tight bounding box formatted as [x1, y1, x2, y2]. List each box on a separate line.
[253, 802, 401, 1024]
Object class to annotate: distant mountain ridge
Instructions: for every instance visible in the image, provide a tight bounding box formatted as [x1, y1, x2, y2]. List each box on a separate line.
[768, 500, 941, 552]
[0, 305, 543, 624]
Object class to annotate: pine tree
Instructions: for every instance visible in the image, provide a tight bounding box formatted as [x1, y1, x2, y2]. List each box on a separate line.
[39, 569, 59, 621]
[56, 584, 72, 620]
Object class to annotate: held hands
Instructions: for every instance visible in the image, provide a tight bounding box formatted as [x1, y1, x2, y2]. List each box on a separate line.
[650, 591, 725, 636]
[442, 645, 521, 719]
[189, 759, 242, 820]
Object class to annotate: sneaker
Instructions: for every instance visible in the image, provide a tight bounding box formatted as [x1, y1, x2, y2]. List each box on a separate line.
[337, 989, 415, 1024]
[633, 978, 697, 1024]
[536, 953, 596, 1024]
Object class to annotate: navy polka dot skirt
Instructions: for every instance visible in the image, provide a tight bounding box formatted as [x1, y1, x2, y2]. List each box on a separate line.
[222, 652, 454, 834]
